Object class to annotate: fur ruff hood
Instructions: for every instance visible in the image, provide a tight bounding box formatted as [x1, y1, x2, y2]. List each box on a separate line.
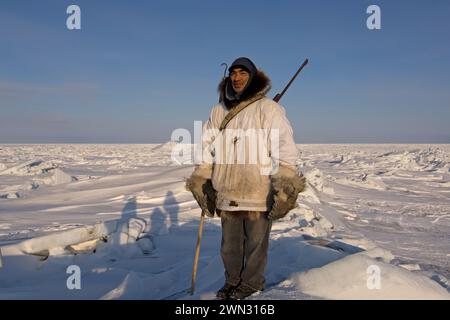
[218, 70, 272, 110]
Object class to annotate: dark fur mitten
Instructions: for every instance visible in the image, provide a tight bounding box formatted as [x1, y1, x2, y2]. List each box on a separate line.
[185, 166, 217, 217]
[268, 166, 306, 220]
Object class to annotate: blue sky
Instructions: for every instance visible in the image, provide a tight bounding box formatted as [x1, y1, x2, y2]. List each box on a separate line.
[0, 0, 449, 143]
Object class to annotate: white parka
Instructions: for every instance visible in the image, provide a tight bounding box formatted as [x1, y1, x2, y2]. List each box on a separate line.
[198, 71, 299, 212]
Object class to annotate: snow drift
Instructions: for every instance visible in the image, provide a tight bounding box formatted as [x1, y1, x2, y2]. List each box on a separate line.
[0, 144, 449, 299]
[293, 249, 450, 299]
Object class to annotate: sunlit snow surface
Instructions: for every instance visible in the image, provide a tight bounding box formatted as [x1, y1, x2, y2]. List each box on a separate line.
[0, 144, 449, 299]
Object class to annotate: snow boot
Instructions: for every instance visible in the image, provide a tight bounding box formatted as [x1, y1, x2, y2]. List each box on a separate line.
[216, 283, 237, 300]
[229, 284, 259, 300]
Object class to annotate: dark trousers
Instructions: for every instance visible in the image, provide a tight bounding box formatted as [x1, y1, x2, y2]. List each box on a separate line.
[220, 211, 272, 291]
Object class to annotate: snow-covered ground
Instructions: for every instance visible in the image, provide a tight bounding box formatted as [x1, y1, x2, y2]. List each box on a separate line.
[0, 144, 449, 299]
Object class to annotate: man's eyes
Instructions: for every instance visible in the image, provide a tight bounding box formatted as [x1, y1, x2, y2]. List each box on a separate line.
[231, 71, 248, 76]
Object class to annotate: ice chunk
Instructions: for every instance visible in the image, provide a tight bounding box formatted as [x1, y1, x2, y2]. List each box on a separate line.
[293, 253, 449, 299]
[15, 221, 118, 255]
[52, 168, 77, 185]
[0, 160, 57, 176]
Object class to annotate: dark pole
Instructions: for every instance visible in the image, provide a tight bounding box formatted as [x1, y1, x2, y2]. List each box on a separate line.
[273, 58, 309, 102]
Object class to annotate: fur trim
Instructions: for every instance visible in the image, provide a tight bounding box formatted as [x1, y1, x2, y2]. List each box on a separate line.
[189, 165, 212, 181]
[271, 166, 306, 199]
[220, 211, 264, 221]
[268, 166, 306, 220]
[218, 70, 272, 110]
[185, 166, 216, 217]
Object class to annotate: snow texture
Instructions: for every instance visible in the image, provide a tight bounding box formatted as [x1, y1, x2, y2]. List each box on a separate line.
[0, 144, 449, 299]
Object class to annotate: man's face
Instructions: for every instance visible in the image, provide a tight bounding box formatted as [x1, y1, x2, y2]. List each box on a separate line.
[230, 67, 250, 94]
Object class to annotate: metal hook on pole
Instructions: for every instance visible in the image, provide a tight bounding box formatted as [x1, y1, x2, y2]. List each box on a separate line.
[220, 63, 228, 80]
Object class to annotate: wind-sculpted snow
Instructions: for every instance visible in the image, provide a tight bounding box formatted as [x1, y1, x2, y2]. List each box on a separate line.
[0, 144, 449, 299]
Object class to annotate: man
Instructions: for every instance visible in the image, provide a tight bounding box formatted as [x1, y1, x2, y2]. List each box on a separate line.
[186, 57, 305, 300]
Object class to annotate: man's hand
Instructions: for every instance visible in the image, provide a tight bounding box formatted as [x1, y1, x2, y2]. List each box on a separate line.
[267, 166, 306, 221]
[186, 166, 217, 217]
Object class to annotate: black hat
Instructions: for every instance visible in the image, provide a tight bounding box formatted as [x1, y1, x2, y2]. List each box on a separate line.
[228, 57, 257, 78]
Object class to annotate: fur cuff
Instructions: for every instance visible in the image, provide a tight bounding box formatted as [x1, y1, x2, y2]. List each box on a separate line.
[185, 166, 216, 217]
[268, 166, 306, 220]
[190, 165, 213, 180]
